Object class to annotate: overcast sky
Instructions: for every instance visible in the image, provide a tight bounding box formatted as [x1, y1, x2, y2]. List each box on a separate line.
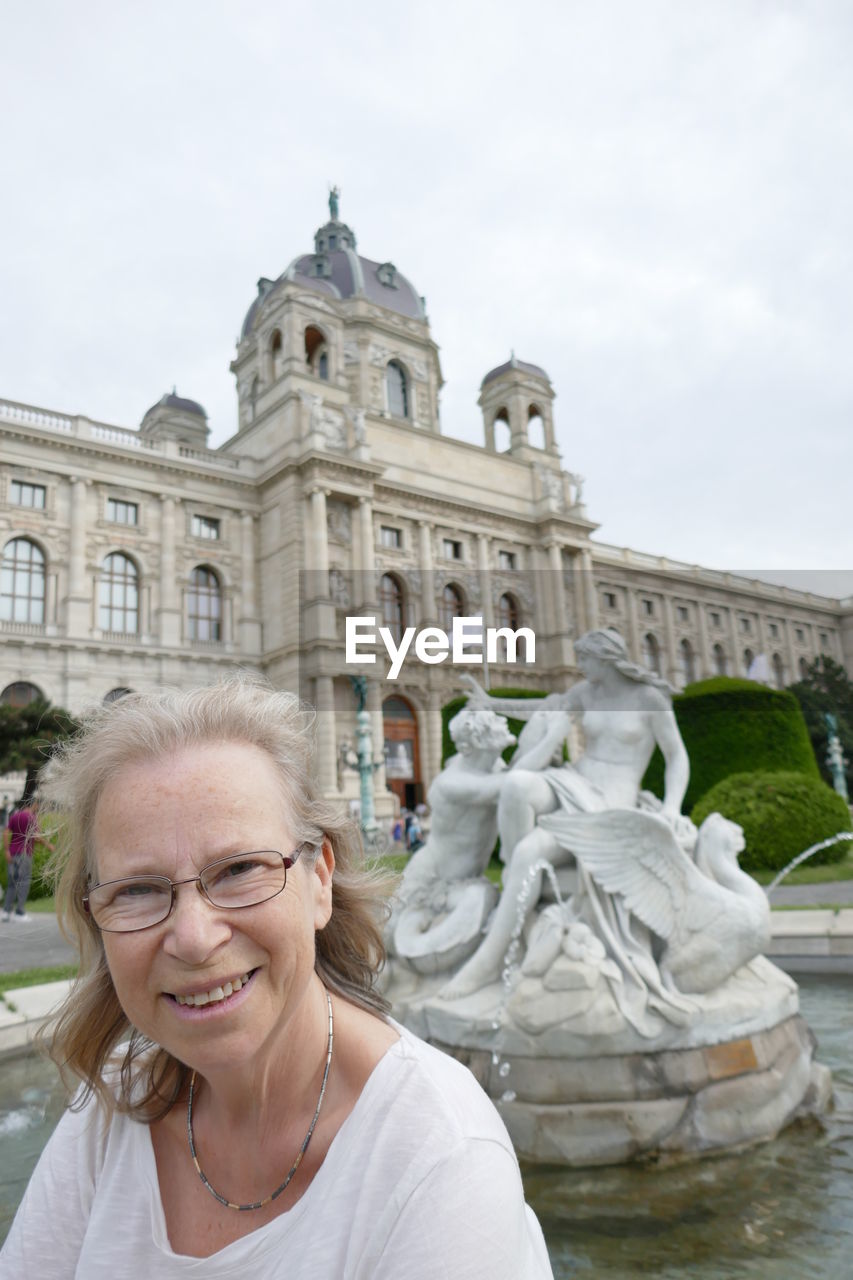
[2, 1, 851, 597]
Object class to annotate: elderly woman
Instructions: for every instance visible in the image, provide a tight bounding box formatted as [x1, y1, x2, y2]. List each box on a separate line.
[0, 681, 552, 1278]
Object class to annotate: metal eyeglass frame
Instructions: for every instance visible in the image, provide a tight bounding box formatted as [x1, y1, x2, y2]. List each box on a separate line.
[82, 845, 307, 933]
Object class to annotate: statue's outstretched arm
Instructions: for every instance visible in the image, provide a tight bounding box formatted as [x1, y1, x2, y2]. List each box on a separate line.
[458, 674, 568, 722]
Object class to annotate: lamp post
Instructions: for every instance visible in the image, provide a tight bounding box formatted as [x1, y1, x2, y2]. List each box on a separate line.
[825, 712, 849, 803]
[339, 675, 384, 840]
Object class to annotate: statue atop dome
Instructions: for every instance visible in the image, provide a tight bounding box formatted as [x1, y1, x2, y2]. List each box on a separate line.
[329, 184, 340, 221]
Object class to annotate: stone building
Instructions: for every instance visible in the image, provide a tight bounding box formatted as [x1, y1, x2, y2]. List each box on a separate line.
[2, 195, 850, 813]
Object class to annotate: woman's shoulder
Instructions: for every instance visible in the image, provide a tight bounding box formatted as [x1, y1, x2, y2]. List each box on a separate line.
[377, 1023, 517, 1147]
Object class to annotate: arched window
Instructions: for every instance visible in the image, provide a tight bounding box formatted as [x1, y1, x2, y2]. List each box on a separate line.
[99, 553, 138, 633]
[386, 361, 408, 419]
[304, 326, 329, 380]
[188, 566, 222, 642]
[713, 643, 727, 676]
[498, 593, 520, 630]
[1, 538, 45, 624]
[678, 638, 695, 687]
[743, 648, 755, 677]
[379, 574, 404, 644]
[1, 681, 44, 707]
[439, 583, 465, 631]
[493, 408, 511, 453]
[772, 652, 786, 689]
[270, 329, 284, 381]
[641, 633, 661, 676]
[798, 656, 809, 679]
[104, 687, 133, 703]
[528, 404, 545, 449]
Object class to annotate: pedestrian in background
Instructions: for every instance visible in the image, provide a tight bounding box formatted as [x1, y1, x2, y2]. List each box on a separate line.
[2, 771, 53, 923]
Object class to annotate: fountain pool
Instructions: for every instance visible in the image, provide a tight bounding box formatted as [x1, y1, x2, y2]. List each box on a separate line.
[1, 974, 851, 1277]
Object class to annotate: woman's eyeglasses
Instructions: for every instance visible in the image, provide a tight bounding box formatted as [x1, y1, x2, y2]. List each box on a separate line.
[83, 847, 306, 933]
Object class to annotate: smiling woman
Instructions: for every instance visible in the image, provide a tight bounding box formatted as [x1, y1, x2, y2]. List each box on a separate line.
[0, 679, 552, 1278]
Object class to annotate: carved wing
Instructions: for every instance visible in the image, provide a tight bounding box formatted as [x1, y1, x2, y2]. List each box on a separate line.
[539, 808, 709, 941]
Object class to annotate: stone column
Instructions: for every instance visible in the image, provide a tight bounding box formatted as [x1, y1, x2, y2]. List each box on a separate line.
[547, 542, 568, 636]
[783, 619, 797, 683]
[418, 520, 435, 624]
[303, 488, 329, 607]
[626, 590, 640, 662]
[358, 497, 376, 608]
[728, 607, 741, 676]
[662, 595, 678, 684]
[696, 604, 711, 680]
[572, 551, 588, 637]
[239, 511, 261, 655]
[158, 496, 181, 646]
[314, 675, 339, 794]
[65, 476, 91, 636]
[478, 534, 494, 628]
[580, 547, 598, 632]
[426, 687, 443, 788]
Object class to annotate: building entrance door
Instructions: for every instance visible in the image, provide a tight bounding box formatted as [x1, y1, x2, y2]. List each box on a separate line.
[382, 695, 422, 811]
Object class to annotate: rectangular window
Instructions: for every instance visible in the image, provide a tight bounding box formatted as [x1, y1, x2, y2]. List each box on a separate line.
[769, 622, 779, 639]
[498, 550, 516, 571]
[604, 591, 617, 609]
[442, 538, 463, 561]
[643, 599, 654, 616]
[380, 525, 402, 549]
[107, 498, 138, 526]
[10, 480, 46, 509]
[709, 611, 721, 627]
[192, 514, 221, 541]
[740, 618, 751, 634]
[677, 605, 689, 622]
[795, 627, 805, 642]
[819, 632, 828, 646]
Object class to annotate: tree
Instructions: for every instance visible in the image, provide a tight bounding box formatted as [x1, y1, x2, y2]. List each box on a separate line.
[788, 657, 853, 796]
[0, 698, 78, 777]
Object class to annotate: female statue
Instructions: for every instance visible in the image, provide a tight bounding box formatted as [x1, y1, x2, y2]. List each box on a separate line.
[442, 628, 690, 998]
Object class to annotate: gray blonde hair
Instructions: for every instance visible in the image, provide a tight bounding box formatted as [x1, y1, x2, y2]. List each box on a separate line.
[38, 676, 393, 1121]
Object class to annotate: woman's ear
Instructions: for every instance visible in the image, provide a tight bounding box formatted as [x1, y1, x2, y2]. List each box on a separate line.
[313, 838, 335, 930]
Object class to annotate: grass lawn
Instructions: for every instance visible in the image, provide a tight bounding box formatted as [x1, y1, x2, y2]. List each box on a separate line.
[750, 851, 853, 886]
[0, 964, 77, 995]
[27, 897, 56, 914]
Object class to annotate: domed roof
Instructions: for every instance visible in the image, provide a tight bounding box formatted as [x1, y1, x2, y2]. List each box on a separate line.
[144, 391, 207, 419]
[481, 356, 550, 387]
[240, 194, 426, 339]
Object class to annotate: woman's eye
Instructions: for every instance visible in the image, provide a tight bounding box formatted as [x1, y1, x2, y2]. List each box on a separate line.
[115, 881, 157, 899]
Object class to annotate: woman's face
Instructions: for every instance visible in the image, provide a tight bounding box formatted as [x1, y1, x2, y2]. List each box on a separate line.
[576, 650, 609, 684]
[91, 742, 333, 1077]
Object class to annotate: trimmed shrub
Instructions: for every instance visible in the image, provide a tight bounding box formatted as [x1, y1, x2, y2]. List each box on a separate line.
[0, 835, 55, 901]
[441, 687, 549, 767]
[642, 677, 819, 812]
[690, 770, 853, 873]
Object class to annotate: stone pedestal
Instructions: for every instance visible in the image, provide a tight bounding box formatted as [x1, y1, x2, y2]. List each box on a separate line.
[385, 956, 832, 1166]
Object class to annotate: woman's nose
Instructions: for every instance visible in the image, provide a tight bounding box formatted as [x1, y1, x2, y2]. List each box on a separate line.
[160, 882, 232, 962]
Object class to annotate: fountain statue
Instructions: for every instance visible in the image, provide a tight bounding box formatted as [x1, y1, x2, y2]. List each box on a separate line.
[383, 629, 832, 1166]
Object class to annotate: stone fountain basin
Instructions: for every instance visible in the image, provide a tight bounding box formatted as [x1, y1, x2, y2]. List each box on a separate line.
[389, 956, 832, 1165]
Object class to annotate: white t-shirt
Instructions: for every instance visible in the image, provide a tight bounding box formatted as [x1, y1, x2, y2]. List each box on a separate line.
[1, 1026, 553, 1278]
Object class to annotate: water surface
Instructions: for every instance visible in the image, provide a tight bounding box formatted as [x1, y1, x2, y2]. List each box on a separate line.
[1, 976, 851, 1277]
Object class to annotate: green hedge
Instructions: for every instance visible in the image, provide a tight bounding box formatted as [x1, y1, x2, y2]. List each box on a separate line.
[441, 688, 549, 767]
[642, 677, 819, 812]
[690, 769, 852, 872]
[0, 836, 55, 902]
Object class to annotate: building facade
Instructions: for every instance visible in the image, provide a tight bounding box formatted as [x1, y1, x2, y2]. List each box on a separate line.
[2, 197, 851, 811]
